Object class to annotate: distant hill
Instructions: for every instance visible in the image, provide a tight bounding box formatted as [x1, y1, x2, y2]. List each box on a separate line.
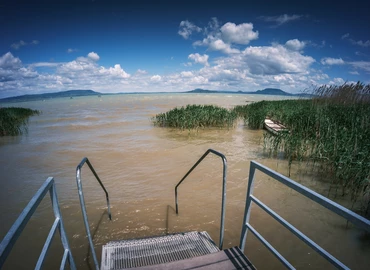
[0, 88, 312, 103]
[186, 88, 294, 96]
[0, 90, 101, 103]
[186, 88, 313, 97]
[254, 88, 292, 96]
[187, 88, 220, 94]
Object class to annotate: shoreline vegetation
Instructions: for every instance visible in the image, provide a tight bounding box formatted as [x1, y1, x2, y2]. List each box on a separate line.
[152, 104, 237, 129]
[0, 107, 40, 136]
[153, 82, 370, 216]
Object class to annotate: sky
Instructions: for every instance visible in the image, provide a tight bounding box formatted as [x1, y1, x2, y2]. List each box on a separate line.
[0, 0, 369, 98]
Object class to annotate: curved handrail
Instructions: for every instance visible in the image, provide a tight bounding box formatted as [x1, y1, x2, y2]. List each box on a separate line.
[76, 157, 112, 270]
[175, 149, 227, 249]
[0, 177, 76, 269]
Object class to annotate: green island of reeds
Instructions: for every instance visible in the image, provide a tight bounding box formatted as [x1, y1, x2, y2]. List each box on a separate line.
[152, 104, 237, 130]
[152, 83, 370, 215]
[235, 82, 370, 216]
[0, 107, 40, 136]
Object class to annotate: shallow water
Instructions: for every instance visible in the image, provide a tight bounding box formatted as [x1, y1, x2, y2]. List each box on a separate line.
[0, 94, 369, 269]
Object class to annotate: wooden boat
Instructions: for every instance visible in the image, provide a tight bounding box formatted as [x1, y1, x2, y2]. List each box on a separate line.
[264, 118, 289, 135]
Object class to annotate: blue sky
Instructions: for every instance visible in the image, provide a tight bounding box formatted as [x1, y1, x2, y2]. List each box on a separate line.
[0, 0, 369, 98]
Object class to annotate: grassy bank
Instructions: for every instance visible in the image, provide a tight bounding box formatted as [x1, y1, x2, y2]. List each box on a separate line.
[235, 82, 370, 215]
[0, 107, 40, 136]
[152, 104, 237, 130]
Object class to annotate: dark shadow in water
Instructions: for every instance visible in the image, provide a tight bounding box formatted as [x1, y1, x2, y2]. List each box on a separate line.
[166, 205, 176, 235]
[85, 210, 108, 270]
[154, 127, 235, 144]
[0, 136, 22, 147]
[358, 231, 370, 248]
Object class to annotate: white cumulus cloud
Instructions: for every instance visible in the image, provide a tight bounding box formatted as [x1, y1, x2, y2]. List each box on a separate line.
[191, 18, 258, 54]
[181, 71, 193, 77]
[10, 40, 26, 50]
[31, 62, 60, 68]
[329, 77, 346, 85]
[348, 61, 370, 73]
[194, 36, 240, 54]
[210, 39, 240, 54]
[99, 64, 130, 78]
[259, 14, 303, 27]
[353, 40, 370, 47]
[10, 40, 39, 50]
[188, 53, 209, 66]
[87, 52, 100, 61]
[341, 33, 350, 40]
[0, 52, 22, 69]
[220, 22, 258, 45]
[178, 20, 202, 39]
[59, 60, 94, 73]
[242, 44, 315, 75]
[342, 33, 370, 47]
[135, 69, 148, 75]
[321, 57, 345, 65]
[285, 39, 306, 51]
[150, 75, 162, 82]
[0, 52, 38, 86]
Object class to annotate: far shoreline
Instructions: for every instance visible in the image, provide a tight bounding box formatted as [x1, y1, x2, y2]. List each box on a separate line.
[0, 88, 309, 104]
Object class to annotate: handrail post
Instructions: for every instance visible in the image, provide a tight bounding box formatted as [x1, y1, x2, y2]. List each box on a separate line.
[219, 153, 227, 250]
[49, 182, 77, 270]
[76, 157, 112, 270]
[239, 163, 256, 252]
[174, 149, 227, 250]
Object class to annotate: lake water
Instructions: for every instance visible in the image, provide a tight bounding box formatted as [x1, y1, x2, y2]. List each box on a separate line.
[0, 94, 369, 269]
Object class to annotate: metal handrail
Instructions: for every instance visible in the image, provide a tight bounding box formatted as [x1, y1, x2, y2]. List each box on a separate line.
[175, 148, 227, 249]
[76, 157, 112, 270]
[0, 177, 76, 269]
[239, 160, 370, 269]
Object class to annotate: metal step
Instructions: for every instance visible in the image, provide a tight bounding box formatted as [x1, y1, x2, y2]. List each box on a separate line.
[133, 246, 256, 270]
[101, 231, 220, 269]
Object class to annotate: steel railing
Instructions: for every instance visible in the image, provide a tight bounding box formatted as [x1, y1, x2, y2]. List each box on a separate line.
[175, 149, 227, 249]
[0, 177, 76, 269]
[239, 160, 370, 269]
[76, 158, 112, 270]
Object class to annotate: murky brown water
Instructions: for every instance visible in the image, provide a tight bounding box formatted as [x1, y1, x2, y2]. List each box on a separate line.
[0, 94, 369, 270]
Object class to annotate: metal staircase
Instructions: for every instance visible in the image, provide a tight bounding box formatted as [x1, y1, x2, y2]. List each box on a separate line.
[1, 149, 370, 269]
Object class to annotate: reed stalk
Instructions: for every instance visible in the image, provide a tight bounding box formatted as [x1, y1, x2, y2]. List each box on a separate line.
[235, 82, 370, 216]
[152, 104, 237, 130]
[0, 107, 40, 136]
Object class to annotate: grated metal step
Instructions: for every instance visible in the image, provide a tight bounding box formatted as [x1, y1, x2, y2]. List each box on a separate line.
[101, 231, 220, 270]
[134, 246, 256, 270]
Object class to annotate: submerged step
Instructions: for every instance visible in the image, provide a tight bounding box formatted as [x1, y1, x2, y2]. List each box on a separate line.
[101, 231, 220, 269]
[135, 246, 255, 270]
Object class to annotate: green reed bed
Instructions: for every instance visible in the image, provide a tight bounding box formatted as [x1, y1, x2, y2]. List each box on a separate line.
[235, 82, 370, 215]
[0, 107, 40, 136]
[152, 104, 237, 130]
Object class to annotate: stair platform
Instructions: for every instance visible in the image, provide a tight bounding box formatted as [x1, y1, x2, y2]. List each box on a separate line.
[101, 231, 255, 269]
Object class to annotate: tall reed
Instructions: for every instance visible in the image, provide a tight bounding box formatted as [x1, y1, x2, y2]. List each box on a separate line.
[0, 107, 40, 136]
[152, 104, 237, 130]
[236, 82, 370, 216]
